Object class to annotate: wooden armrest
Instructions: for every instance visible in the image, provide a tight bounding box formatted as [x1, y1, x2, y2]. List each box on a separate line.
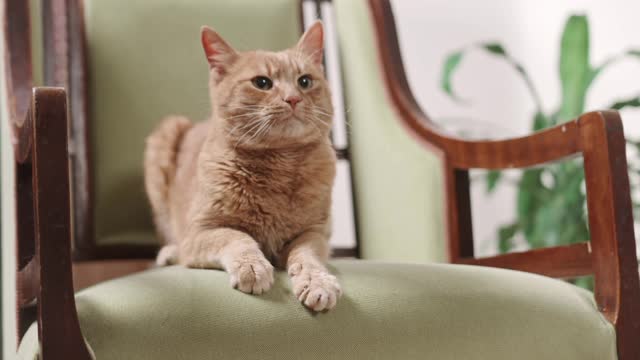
[369, 0, 640, 357]
[13, 87, 92, 359]
[6, 1, 90, 357]
[368, 0, 581, 170]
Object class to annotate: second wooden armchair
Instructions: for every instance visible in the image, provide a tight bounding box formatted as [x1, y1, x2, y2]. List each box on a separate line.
[4, 0, 639, 359]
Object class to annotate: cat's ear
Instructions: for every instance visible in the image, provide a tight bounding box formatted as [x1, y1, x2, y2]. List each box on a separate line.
[296, 21, 324, 66]
[201, 26, 238, 76]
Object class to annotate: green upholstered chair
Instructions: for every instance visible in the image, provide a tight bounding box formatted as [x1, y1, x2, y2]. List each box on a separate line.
[3, 0, 639, 359]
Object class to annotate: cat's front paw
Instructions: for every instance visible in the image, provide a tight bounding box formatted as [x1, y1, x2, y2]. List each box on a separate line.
[289, 264, 342, 311]
[227, 253, 274, 295]
[155, 245, 178, 266]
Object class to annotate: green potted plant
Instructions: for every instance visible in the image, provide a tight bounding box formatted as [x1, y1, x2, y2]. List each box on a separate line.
[441, 15, 640, 289]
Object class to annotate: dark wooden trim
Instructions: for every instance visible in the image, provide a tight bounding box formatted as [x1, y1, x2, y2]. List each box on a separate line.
[73, 259, 154, 291]
[445, 168, 474, 261]
[334, 147, 350, 160]
[4, 0, 34, 161]
[369, 1, 640, 358]
[331, 247, 358, 258]
[43, 0, 95, 259]
[5, 5, 91, 350]
[67, 0, 94, 258]
[457, 243, 593, 279]
[580, 111, 640, 359]
[4, 0, 37, 343]
[42, 0, 68, 86]
[31, 87, 93, 359]
[297, 0, 307, 34]
[74, 244, 160, 261]
[15, 161, 37, 340]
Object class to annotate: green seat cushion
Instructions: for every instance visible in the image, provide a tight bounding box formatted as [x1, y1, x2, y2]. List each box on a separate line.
[18, 260, 616, 359]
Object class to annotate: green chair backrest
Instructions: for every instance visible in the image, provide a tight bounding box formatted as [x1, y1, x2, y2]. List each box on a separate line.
[333, 0, 446, 262]
[85, 0, 302, 247]
[84, 0, 446, 262]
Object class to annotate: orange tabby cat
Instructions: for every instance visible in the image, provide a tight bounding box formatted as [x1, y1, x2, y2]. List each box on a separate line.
[144, 22, 341, 311]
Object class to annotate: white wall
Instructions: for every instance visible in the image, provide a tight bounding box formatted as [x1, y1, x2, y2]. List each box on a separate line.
[391, 0, 640, 256]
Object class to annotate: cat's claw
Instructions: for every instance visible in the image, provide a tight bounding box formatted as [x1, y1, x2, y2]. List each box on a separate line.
[289, 264, 342, 311]
[228, 254, 274, 295]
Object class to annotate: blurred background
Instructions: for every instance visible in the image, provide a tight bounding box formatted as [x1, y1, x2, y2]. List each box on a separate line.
[392, 0, 640, 258]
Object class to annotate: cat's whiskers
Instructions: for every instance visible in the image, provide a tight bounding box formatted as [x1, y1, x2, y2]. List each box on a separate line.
[309, 106, 334, 118]
[224, 110, 264, 121]
[226, 112, 267, 138]
[302, 113, 326, 137]
[311, 107, 353, 130]
[250, 116, 274, 144]
[235, 116, 272, 149]
[307, 110, 332, 128]
[227, 116, 262, 138]
[233, 116, 268, 148]
[309, 115, 333, 136]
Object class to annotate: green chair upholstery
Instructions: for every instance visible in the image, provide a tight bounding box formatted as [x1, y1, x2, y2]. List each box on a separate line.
[18, 260, 616, 359]
[335, 0, 447, 263]
[85, 0, 447, 263]
[86, 0, 302, 247]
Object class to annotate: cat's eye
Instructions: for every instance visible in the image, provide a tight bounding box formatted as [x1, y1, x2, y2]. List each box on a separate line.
[252, 76, 273, 90]
[298, 75, 313, 89]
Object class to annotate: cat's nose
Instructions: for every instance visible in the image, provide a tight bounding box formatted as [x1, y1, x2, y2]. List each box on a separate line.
[284, 96, 302, 109]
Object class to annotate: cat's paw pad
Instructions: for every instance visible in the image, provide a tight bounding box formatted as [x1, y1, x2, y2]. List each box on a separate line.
[228, 255, 274, 295]
[290, 265, 342, 312]
[155, 245, 178, 266]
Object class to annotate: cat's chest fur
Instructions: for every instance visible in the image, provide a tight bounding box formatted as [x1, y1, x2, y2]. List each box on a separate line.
[200, 143, 335, 257]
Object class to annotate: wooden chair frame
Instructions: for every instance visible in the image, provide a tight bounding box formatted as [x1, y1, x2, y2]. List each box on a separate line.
[3, 0, 639, 358]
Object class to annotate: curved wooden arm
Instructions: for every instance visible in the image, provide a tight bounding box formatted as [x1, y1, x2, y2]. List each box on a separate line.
[369, 1, 640, 358]
[29, 87, 93, 359]
[5, 2, 91, 358]
[368, 0, 582, 170]
[13, 87, 94, 359]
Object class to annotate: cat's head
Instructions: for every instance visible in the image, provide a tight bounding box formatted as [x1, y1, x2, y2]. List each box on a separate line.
[201, 21, 333, 149]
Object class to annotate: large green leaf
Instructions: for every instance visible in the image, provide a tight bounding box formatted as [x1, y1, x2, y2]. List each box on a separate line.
[498, 222, 519, 253]
[441, 51, 464, 101]
[439, 43, 542, 111]
[484, 43, 507, 56]
[590, 49, 640, 84]
[517, 169, 550, 241]
[558, 15, 591, 122]
[532, 112, 549, 131]
[486, 170, 501, 193]
[573, 276, 594, 291]
[608, 95, 640, 110]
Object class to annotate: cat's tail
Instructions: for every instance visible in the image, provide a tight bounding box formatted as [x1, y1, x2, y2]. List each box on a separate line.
[144, 116, 192, 247]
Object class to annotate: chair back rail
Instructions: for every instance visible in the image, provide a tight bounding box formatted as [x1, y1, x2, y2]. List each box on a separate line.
[4, 0, 36, 341]
[5, 4, 90, 357]
[43, 0, 95, 258]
